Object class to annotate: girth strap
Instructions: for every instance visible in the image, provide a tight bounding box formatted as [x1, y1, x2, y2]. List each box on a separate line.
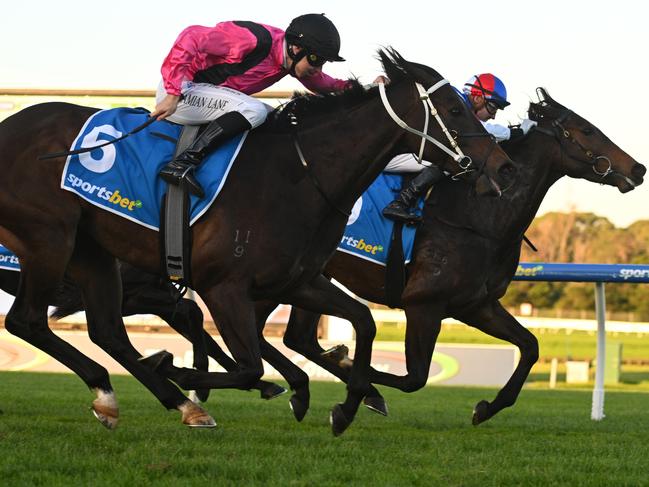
[162, 124, 200, 285]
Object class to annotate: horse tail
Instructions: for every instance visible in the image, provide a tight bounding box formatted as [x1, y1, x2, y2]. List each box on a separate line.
[49, 280, 84, 320]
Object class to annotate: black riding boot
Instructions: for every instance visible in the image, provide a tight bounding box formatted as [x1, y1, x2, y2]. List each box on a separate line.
[160, 111, 252, 198]
[382, 164, 444, 223]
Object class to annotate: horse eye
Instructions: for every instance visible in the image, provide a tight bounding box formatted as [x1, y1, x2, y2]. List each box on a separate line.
[582, 127, 594, 135]
[450, 107, 462, 115]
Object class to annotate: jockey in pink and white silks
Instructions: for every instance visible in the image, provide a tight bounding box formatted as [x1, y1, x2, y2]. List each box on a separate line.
[152, 14, 353, 198]
[382, 73, 538, 223]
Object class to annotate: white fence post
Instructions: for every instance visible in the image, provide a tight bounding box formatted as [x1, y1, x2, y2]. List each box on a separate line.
[591, 282, 606, 421]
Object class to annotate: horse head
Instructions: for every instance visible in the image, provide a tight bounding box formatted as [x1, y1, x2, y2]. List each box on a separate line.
[378, 48, 518, 197]
[529, 87, 646, 193]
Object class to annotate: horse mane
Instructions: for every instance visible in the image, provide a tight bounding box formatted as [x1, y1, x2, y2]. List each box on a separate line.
[262, 47, 444, 132]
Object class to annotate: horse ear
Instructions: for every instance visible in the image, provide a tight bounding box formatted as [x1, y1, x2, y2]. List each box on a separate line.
[536, 87, 550, 104]
[536, 87, 564, 108]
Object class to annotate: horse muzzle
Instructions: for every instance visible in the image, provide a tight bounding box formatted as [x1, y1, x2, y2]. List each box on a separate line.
[617, 162, 646, 193]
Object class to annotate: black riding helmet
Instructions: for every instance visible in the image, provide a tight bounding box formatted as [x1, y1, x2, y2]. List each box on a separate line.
[285, 13, 345, 63]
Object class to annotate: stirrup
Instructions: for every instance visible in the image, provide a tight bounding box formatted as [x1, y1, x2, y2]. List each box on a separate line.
[160, 163, 204, 198]
[382, 203, 422, 224]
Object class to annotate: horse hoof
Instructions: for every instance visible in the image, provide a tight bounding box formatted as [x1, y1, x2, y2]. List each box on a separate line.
[260, 383, 288, 400]
[138, 350, 174, 372]
[472, 400, 490, 426]
[179, 400, 216, 428]
[322, 344, 349, 361]
[330, 403, 352, 437]
[321, 344, 353, 369]
[289, 394, 308, 422]
[91, 402, 119, 430]
[364, 395, 388, 416]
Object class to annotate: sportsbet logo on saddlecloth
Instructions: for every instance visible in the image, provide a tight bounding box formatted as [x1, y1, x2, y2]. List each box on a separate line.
[339, 235, 384, 256]
[66, 174, 142, 211]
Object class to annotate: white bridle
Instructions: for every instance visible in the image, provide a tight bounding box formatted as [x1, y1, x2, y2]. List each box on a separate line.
[378, 79, 472, 170]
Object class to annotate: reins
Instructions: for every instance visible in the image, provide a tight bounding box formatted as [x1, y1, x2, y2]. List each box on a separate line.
[532, 90, 636, 189]
[293, 132, 351, 217]
[289, 78, 479, 218]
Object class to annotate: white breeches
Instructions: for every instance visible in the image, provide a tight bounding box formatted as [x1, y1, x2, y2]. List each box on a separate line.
[384, 153, 432, 173]
[156, 80, 273, 127]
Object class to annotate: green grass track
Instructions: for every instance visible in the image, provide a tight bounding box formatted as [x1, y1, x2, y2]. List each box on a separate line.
[1, 371, 648, 486]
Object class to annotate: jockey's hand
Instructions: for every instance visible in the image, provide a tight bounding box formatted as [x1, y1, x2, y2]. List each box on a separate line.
[520, 118, 538, 135]
[150, 94, 180, 120]
[373, 75, 390, 85]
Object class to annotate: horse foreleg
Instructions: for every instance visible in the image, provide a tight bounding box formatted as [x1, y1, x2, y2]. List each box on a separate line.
[251, 300, 308, 420]
[281, 306, 388, 416]
[455, 300, 539, 425]
[283, 275, 376, 436]
[368, 301, 443, 394]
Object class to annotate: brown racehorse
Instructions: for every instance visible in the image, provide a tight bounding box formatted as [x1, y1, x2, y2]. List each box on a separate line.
[0, 49, 516, 434]
[225, 88, 643, 424]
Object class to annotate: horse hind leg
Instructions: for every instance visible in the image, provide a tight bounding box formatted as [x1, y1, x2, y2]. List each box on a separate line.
[4, 248, 117, 428]
[66, 240, 215, 428]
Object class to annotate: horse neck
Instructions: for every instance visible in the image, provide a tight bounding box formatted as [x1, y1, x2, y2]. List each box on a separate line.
[430, 130, 564, 246]
[498, 132, 565, 240]
[297, 83, 418, 211]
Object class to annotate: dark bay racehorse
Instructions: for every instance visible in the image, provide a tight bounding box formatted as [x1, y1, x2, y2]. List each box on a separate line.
[0, 49, 516, 434]
[230, 88, 644, 424]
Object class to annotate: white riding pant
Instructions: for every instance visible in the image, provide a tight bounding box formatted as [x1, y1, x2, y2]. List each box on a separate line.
[156, 80, 273, 127]
[384, 153, 432, 173]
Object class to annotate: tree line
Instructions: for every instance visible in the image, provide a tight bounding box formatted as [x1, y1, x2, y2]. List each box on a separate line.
[502, 212, 649, 321]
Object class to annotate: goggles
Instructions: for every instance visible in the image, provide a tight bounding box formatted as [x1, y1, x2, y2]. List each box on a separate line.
[485, 100, 502, 115]
[306, 52, 327, 67]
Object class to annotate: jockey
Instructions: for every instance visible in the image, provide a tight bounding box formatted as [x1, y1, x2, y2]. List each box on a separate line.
[152, 14, 354, 198]
[382, 73, 537, 223]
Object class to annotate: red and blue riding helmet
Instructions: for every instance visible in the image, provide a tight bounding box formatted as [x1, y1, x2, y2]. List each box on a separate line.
[463, 74, 510, 109]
